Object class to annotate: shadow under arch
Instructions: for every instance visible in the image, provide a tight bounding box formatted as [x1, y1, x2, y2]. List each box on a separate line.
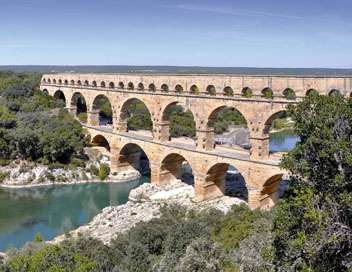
[205, 163, 248, 202]
[92, 94, 113, 126]
[260, 174, 283, 210]
[160, 153, 194, 186]
[119, 98, 153, 133]
[91, 134, 111, 152]
[53, 90, 66, 105]
[42, 89, 49, 95]
[118, 143, 150, 176]
[71, 92, 87, 117]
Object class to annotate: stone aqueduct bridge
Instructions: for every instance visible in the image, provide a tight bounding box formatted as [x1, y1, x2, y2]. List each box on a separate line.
[41, 73, 352, 209]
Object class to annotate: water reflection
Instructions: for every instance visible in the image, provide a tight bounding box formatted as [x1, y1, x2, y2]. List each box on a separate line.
[0, 178, 147, 251]
[270, 129, 299, 153]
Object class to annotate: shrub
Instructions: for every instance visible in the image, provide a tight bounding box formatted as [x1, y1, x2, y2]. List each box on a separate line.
[98, 163, 110, 180]
[0, 171, 9, 183]
[242, 87, 253, 98]
[48, 162, 65, 170]
[89, 164, 99, 177]
[77, 112, 87, 123]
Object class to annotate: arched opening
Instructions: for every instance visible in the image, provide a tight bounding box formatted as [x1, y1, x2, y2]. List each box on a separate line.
[118, 143, 150, 177]
[283, 88, 296, 100]
[242, 87, 252, 98]
[71, 92, 87, 123]
[175, 84, 184, 93]
[160, 153, 194, 186]
[58, 79, 62, 85]
[119, 82, 125, 89]
[53, 79, 57, 84]
[64, 80, 68, 85]
[161, 84, 169, 92]
[77, 80, 82, 86]
[148, 83, 156, 92]
[42, 89, 49, 95]
[208, 106, 248, 151]
[190, 85, 199, 94]
[101, 81, 106, 88]
[160, 102, 196, 144]
[109, 82, 115, 89]
[223, 86, 234, 96]
[329, 89, 342, 97]
[127, 82, 134, 90]
[265, 111, 299, 155]
[205, 163, 248, 202]
[138, 83, 144, 90]
[48, 79, 51, 84]
[53, 90, 66, 105]
[42, 78, 46, 83]
[84, 80, 89, 86]
[306, 88, 319, 97]
[119, 98, 153, 135]
[206, 85, 216, 96]
[70, 80, 75, 85]
[92, 95, 113, 127]
[91, 135, 111, 152]
[262, 87, 274, 99]
[260, 174, 283, 210]
[92, 81, 97, 87]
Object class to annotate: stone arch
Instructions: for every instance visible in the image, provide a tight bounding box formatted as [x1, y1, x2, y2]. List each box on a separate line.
[159, 153, 194, 185]
[161, 84, 169, 92]
[148, 83, 156, 92]
[175, 84, 184, 93]
[206, 85, 216, 96]
[306, 88, 318, 96]
[138, 83, 144, 90]
[117, 143, 150, 175]
[202, 163, 248, 201]
[119, 98, 153, 132]
[77, 80, 82, 86]
[42, 78, 46, 83]
[70, 80, 75, 85]
[92, 94, 113, 126]
[53, 79, 57, 84]
[101, 81, 106, 88]
[42, 89, 49, 95]
[91, 134, 111, 152]
[58, 79, 62, 85]
[262, 87, 274, 99]
[260, 174, 283, 210]
[127, 82, 134, 90]
[190, 84, 199, 94]
[64, 79, 68, 85]
[109, 82, 115, 89]
[329, 89, 342, 97]
[92, 81, 97, 87]
[84, 80, 89, 86]
[47, 79, 51, 84]
[119, 82, 125, 89]
[53, 90, 66, 104]
[242, 87, 253, 98]
[223, 86, 234, 96]
[71, 92, 87, 118]
[283, 88, 296, 100]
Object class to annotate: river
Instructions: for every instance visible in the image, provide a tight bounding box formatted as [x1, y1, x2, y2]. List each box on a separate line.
[0, 178, 147, 251]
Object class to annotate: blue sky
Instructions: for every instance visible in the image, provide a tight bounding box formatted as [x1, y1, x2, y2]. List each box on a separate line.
[1, 0, 351, 67]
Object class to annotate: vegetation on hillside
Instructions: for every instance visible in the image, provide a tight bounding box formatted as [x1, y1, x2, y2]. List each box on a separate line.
[0, 72, 86, 166]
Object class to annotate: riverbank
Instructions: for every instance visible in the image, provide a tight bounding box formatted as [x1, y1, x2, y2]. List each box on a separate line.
[51, 180, 246, 245]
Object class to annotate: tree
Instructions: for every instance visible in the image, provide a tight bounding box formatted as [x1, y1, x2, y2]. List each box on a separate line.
[273, 95, 352, 271]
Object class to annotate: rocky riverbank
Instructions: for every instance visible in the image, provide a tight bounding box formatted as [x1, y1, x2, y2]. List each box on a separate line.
[52, 180, 246, 245]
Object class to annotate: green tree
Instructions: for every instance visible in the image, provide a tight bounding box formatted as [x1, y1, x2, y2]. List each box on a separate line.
[273, 95, 352, 271]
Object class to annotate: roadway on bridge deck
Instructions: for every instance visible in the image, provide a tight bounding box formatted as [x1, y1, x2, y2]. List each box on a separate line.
[85, 125, 283, 166]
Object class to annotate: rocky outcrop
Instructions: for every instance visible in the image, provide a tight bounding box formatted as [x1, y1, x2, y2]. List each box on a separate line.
[52, 180, 246, 245]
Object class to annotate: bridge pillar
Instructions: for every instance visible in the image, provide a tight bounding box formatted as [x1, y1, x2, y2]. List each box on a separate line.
[249, 137, 270, 160]
[196, 128, 215, 151]
[110, 146, 120, 174]
[154, 122, 170, 142]
[117, 121, 128, 133]
[194, 169, 226, 201]
[87, 110, 99, 127]
[67, 106, 77, 116]
[247, 189, 262, 209]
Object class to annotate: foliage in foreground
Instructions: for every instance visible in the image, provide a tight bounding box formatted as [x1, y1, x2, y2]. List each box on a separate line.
[1, 205, 273, 272]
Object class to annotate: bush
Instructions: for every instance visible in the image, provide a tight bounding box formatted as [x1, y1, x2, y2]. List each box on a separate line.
[77, 112, 87, 123]
[48, 162, 65, 170]
[90, 164, 99, 177]
[98, 163, 110, 180]
[0, 171, 9, 183]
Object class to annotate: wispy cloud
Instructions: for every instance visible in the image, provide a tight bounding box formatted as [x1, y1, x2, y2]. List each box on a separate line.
[173, 3, 304, 20]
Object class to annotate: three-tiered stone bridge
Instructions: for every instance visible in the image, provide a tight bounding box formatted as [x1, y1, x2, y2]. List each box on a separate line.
[40, 73, 352, 209]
